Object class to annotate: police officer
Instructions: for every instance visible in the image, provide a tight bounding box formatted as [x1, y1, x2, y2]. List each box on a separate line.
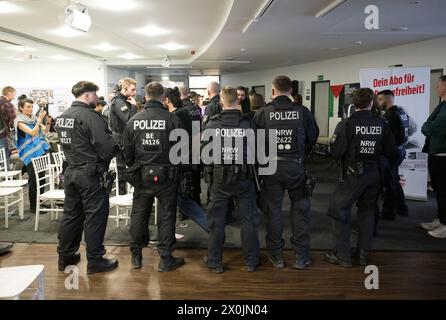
[253, 76, 318, 270]
[378, 89, 410, 219]
[326, 88, 399, 267]
[203, 81, 221, 123]
[202, 86, 259, 273]
[123, 82, 184, 272]
[56, 81, 119, 274]
[109, 77, 137, 194]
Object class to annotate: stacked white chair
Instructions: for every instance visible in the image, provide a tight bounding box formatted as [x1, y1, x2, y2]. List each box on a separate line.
[0, 148, 25, 228]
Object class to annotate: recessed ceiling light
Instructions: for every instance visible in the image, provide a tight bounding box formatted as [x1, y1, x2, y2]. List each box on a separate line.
[9, 46, 36, 52]
[240, 48, 247, 52]
[49, 55, 71, 61]
[136, 25, 168, 37]
[0, 2, 22, 14]
[119, 53, 140, 60]
[355, 41, 363, 46]
[391, 27, 409, 31]
[329, 47, 339, 50]
[159, 42, 186, 51]
[9, 56, 25, 62]
[93, 42, 120, 51]
[50, 26, 84, 38]
[409, 1, 421, 4]
[89, 0, 139, 11]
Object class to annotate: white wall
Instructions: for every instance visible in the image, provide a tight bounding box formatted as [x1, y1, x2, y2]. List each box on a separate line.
[0, 59, 106, 96]
[221, 36, 446, 136]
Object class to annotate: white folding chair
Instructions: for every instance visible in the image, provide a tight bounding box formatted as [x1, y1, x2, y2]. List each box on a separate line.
[0, 186, 24, 228]
[108, 159, 158, 227]
[0, 265, 45, 300]
[31, 154, 65, 231]
[51, 150, 65, 186]
[108, 158, 133, 227]
[0, 148, 27, 226]
[0, 148, 22, 181]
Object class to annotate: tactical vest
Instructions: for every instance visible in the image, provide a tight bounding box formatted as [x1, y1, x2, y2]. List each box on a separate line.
[210, 113, 253, 165]
[345, 113, 384, 164]
[394, 106, 409, 147]
[132, 116, 170, 163]
[263, 102, 305, 159]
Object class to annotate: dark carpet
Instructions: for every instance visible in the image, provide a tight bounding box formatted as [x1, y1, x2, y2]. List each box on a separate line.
[0, 155, 444, 252]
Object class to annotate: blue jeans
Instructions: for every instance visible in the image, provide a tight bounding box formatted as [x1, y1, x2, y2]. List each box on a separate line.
[177, 192, 209, 233]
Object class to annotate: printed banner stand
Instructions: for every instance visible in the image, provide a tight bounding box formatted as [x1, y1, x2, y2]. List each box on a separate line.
[360, 66, 430, 201]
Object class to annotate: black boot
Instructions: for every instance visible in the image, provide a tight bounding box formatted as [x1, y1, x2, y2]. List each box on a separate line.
[58, 253, 81, 271]
[131, 249, 142, 269]
[158, 255, 185, 272]
[87, 257, 118, 274]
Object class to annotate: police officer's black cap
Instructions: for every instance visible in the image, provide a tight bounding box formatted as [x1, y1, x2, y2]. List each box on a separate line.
[72, 81, 99, 98]
[377, 89, 394, 97]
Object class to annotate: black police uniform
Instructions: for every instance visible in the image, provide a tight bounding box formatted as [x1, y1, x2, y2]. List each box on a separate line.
[203, 94, 221, 124]
[109, 92, 136, 194]
[253, 96, 318, 268]
[122, 100, 184, 271]
[202, 109, 259, 271]
[203, 94, 236, 216]
[382, 105, 410, 218]
[178, 102, 203, 204]
[327, 109, 399, 266]
[55, 101, 118, 272]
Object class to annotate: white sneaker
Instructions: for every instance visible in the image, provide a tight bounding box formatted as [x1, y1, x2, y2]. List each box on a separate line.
[428, 224, 446, 238]
[420, 219, 441, 231]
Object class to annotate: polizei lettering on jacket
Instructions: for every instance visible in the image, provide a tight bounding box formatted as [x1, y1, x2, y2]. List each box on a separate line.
[355, 126, 382, 135]
[134, 120, 166, 130]
[269, 110, 299, 121]
[215, 128, 247, 137]
[55, 118, 75, 129]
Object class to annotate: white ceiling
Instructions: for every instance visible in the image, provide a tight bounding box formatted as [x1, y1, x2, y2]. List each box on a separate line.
[0, 0, 445, 74]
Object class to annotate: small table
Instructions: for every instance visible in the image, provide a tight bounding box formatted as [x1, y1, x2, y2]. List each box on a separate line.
[0, 265, 45, 300]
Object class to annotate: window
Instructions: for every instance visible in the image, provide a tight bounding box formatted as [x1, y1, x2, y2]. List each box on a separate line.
[189, 75, 220, 98]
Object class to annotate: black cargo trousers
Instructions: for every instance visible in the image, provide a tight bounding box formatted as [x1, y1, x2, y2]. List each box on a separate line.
[58, 163, 109, 261]
[327, 165, 380, 262]
[129, 181, 178, 258]
[207, 174, 259, 268]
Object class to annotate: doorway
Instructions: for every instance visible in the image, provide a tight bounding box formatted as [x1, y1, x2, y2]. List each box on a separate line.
[311, 80, 330, 137]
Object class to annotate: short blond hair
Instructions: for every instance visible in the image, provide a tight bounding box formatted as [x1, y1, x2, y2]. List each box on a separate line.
[121, 78, 136, 90]
[220, 86, 238, 106]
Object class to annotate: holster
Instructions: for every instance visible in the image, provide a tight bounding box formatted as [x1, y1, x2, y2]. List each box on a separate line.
[303, 175, 316, 198]
[346, 162, 364, 177]
[101, 170, 116, 194]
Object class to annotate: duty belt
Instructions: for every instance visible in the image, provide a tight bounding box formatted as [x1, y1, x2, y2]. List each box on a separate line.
[272, 156, 301, 163]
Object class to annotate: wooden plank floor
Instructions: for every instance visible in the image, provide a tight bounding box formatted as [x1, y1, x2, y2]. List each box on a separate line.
[1, 243, 445, 300]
